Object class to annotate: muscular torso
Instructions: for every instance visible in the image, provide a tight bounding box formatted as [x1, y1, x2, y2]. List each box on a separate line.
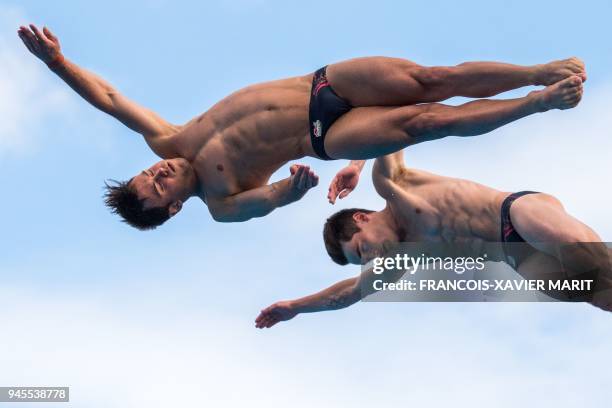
[374, 166, 509, 248]
[159, 73, 314, 201]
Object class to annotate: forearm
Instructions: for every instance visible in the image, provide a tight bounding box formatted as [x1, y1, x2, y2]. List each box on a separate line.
[349, 160, 366, 171]
[215, 178, 302, 222]
[252, 177, 302, 216]
[268, 177, 304, 208]
[48, 54, 117, 113]
[290, 278, 361, 314]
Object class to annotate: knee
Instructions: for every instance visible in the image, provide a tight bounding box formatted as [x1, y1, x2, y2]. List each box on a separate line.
[413, 66, 454, 87]
[402, 105, 453, 140]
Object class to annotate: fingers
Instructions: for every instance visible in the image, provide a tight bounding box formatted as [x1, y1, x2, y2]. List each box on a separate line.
[255, 310, 280, 329]
[304, 169, 319, 190]
[18, 26, 39, 53]
[17, 30, 35, 53]
[328, 177, 339, 204]
[30, 24, 48, 42]
[43, 26, 58, 44]
[255, 311, 271, 328]
[329, 183, 352, 204]
[338, 188, 353, 199]
[292, 166, 306, 188]
[291, 165, 318, 191]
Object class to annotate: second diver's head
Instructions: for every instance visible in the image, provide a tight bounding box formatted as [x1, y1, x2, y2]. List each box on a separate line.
[323, 208, 399, 265]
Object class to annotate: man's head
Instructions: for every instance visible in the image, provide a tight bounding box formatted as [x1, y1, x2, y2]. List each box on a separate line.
[104, 158, 198, 230]
[323, 208, 398, 265]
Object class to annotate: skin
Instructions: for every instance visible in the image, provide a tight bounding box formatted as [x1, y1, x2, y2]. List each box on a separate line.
[256, 151, 610, 329]
[18, 24, 585, 224]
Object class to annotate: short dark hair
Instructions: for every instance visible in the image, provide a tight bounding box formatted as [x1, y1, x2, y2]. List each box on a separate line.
[323, 208, 374, 265]
[103, 179, 170, 230]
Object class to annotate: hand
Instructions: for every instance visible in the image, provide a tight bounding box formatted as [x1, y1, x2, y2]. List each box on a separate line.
[17, 24, 62, 64]
[289, 164, 319, 198]
[255, 301, 298, 329]
[328, 164, 361, 204]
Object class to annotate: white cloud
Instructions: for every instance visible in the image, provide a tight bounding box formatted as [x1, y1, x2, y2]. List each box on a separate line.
[0, 286, 610, 408]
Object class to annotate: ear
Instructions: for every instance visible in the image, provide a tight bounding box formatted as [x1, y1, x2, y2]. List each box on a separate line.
[352, 211, 370, 225]
[168, 200, 183, 217]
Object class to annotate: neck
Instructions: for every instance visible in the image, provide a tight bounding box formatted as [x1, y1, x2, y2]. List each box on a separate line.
[373, 208, 403, 241]
[183, 170, 203, 201]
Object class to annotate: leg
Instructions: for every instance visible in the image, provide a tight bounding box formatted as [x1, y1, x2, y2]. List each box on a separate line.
[517, 252, 574, 302]
[509, 193, 601, 248]
[327, 56, 586, 106]
[324, 76, 583, 159]
[510, 193, 612, 310]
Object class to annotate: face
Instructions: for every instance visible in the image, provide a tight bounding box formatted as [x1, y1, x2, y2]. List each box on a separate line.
[340, 212, 398, 265]
[130, 158, 196, 216]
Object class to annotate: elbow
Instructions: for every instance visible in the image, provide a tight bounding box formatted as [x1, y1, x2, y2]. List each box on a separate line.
[211, 211, 237, 223]
[101, 88, 122, 112]
[210, 209, 253, 223]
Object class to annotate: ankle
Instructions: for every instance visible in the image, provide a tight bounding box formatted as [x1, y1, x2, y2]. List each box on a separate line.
[530, 64, 544, 86]
[527, 90, 548, 112]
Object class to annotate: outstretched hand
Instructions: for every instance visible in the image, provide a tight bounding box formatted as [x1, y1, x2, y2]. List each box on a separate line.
[17, 24, 61, 64]
[328, 164, 361, 204]
[255, 301, 297, 329]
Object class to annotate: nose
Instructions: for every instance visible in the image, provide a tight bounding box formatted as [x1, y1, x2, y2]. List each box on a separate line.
[154, 167, 169, 180]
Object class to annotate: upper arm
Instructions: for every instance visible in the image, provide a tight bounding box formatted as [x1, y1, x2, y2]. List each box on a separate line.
[373, 150, 406, 179]
[107, 91, 177, 139]
[372, 150, 406, 198]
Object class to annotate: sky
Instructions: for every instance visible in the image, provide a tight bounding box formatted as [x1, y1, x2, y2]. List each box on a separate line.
[1, 0, 612, 407]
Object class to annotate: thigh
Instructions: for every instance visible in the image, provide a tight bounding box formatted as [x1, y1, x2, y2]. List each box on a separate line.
[323, 105, 419, 160]
[510, 193, 602, 264]
[516, 251, 574, 301]
[326, 57, 428, 106]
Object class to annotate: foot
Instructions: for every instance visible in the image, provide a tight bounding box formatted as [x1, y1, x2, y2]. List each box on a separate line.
[531, 75, 583, 111]
[534, 57, 586, 86]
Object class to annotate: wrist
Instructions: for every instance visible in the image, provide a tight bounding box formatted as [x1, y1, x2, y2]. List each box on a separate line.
[350, 160, 365, 171]
[287, 299, 304, 313]
[46, 53, 65, 71]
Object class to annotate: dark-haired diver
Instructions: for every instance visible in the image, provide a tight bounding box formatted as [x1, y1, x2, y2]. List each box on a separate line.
[256, 151, 611, 328]
[19, 24, 585, 229]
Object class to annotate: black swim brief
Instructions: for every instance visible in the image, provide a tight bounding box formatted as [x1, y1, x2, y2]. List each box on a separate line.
[309, 66, 353, 160]
[500, 191, 539, 268]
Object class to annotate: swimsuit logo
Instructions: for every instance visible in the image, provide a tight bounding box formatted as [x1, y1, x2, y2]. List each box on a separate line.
[313, 120, 322, 138]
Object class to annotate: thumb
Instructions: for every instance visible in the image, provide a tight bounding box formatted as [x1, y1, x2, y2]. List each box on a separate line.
[339, 189, 352, 199]
[43, 26, 58, 43]
[290, 164, 299, 175]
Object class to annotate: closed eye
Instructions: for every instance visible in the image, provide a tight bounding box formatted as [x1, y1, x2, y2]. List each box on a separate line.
[142, 171, 162, 197]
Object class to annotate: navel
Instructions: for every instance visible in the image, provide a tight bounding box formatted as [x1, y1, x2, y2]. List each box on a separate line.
[216, 164, 224, 172]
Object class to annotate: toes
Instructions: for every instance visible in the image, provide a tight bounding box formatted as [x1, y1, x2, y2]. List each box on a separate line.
[559, 75, 582, 88]
[569, 75, 582, 86]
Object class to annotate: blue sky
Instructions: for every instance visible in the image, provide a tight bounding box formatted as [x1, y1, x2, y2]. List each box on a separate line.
[1, 1, 612, 407]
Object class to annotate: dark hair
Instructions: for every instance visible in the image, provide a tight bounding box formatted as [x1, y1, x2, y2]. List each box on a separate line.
[323, 208, 374, 265]
[103, 179, 170, 230]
